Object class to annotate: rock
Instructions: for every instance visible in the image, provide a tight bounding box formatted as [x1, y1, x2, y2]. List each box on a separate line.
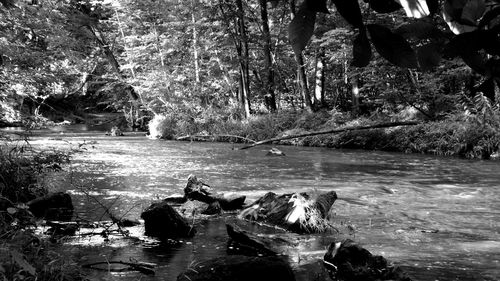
[238, 191, 337, 233]
[202, 201, 222, 215]
[184, 174, 246, 211]
[177, 255, 296, 281]
[266, 147, 285, 156]
[106, 126, 124, 136]
[27, 192, 74, 221]
[141, 201, 195, 239]
[164, 194, 187, 205]
[226, 224, 298, 256]
[323, 239, 413, 281]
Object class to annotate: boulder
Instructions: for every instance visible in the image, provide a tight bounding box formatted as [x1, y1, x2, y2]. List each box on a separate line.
[202, 201, 222, 215]
[323, 239, 413, 281]
[184, 174, 246, 211]
[177, 255, 296, 281]
[141, 201, 195, 239]
[238, 191, 337, 233]
[27, 192, 74, 221]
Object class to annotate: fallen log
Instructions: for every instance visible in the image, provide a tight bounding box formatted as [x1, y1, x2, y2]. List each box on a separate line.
[82, 260, 155, 275]
[177, 134, 256, 143]
[239, 121, 419, 150]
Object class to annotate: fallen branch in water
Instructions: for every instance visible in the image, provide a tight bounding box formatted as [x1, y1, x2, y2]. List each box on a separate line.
[177, 134, 256, 143]
[238, 121, 420, 150]
[82, 260, 156, 275]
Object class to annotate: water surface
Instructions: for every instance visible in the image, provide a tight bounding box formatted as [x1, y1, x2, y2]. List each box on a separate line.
[26, 129, 500, 281]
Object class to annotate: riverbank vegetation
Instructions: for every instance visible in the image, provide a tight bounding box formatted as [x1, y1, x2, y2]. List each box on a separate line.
[0, 135, 84, 281]
[1, 0, 500, 159]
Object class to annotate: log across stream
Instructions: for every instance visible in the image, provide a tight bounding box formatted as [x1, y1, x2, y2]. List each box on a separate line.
[24, 129, 500, 281]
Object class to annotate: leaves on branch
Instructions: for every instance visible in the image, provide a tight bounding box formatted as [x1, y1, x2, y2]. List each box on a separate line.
[365, 0, 402, 13]
[443, 0, 486, 34]
[332, 0, 364, 28]
[417, 43, 442, 71]
[445, 30, 500, 58]
[397, 0, 430, 18]
[478, 6, 500, 29]
[288, 3, 316, 56]
[395, 21, 443, 39]
[352, 29, 372, 67]
[367, 24, 418, 68]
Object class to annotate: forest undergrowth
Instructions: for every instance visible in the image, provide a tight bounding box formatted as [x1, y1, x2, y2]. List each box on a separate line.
[149, 94, 500, 160]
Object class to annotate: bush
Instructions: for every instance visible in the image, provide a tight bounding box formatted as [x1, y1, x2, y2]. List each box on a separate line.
[148, 113, 178, 139]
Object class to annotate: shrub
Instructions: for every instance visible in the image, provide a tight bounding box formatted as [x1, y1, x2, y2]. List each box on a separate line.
[148, 113, 178, 139]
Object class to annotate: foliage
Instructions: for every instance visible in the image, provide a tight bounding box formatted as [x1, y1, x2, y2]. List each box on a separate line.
[0, 135, 70, 202]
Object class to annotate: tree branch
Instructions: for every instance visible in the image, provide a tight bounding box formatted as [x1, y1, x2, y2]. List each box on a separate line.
[238, 121, 420, 150]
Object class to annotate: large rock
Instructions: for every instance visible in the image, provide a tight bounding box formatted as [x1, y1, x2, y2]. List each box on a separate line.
[141, 201, 195, 239]
[238, 191, 337, 233]
[323, 239, 413, 281]
[177, 255, 296, 281]
[27, 192, 74, 221]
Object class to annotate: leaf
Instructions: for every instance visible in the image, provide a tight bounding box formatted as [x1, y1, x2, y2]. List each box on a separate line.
[397, 0, 430, 18]
[461, 51, 487, 74]
[366, 0, 402, 13]
[367, 24, 418, 68]
[461, 0, 485, 25]
[332, 0, 363, 28]
[417, 43, 441, 71]
[7, 207, 17, 214]
[445, 30, 500, 57]
[478, 6, 500, 29]
[288, 4, 316, 56]
[351, 29, 372, 67]
[10, 250, 36, 276]
[395, 21, 443, 39]
[426, 0, 440, 15]
[443, 4, 477, 34]
[486, 58, 500, 79]
[306, 0, 329, 13]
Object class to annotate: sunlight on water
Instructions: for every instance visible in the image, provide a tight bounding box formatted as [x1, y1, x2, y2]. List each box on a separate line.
[28, 131, 500, 281]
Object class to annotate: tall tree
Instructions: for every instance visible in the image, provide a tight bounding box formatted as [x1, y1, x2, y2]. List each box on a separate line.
[259, 0, 277, 112]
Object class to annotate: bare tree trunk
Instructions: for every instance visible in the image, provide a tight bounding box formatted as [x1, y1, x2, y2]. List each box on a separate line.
[314, 49, 325, 108]
[351, 74, 360, 116]
[289, 0, 313, 112]
[236, 0, 251, 118]
[191, 0, 200, 86]
[259, 0, 277, 112]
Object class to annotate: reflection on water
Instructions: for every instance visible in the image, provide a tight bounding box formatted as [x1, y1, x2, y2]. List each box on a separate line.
[27, 130, 500, 281]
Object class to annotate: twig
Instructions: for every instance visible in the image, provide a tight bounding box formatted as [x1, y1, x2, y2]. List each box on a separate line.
[238, 121, 420, 150]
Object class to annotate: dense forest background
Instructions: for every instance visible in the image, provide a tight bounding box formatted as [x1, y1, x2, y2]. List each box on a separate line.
[1, 0, 500, 158]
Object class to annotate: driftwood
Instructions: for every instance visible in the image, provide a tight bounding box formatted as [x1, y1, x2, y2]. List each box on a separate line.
[82, 260, 155, 275]
[239, 121, 419, 150]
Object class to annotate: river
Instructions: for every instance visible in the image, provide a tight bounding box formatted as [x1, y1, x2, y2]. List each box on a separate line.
[17, 127, 500, 281]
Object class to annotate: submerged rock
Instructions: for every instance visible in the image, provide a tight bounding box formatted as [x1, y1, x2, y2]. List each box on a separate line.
[323, 239, 413, 281]
[177, 255, 295, 281]
[27, 192, 74, 221]
[267, 147, 285, 156]
[141, 201, 195, 239]
[238, 191, 337, 233]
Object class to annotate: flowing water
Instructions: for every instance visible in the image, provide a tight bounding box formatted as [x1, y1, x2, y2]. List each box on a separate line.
[13, 126, 500, 281]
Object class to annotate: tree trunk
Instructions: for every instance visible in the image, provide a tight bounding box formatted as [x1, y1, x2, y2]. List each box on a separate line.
[351, 74, 360, 116]
[259, 0, 277, 112]
[314, 49, 325, 108]
[236, 0, 252, 118]
[289, 0, 313, 112]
